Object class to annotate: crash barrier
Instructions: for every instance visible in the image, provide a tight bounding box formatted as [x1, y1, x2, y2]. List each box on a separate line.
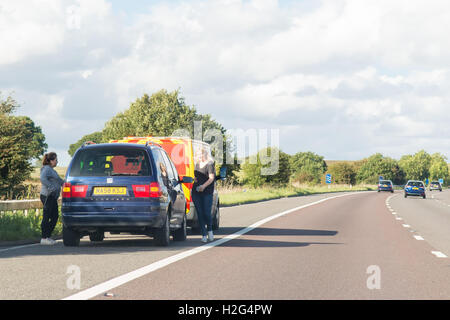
[0, 199, 61, 216]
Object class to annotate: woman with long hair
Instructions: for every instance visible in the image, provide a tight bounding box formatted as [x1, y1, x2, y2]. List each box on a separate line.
[40, 152, 64, 245]
[192, 147, 216, 243]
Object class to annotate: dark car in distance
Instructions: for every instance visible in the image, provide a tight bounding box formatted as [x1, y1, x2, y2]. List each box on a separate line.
[378, 180, 394, 193]
[61, 142, 193, 247]
[404, 180, 426, 199]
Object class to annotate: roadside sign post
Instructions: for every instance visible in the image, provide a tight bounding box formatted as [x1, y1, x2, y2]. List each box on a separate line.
[326, 174, 332, 189]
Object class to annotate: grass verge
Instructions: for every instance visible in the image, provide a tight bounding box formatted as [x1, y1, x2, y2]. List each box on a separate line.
[218, 184, 376, 206]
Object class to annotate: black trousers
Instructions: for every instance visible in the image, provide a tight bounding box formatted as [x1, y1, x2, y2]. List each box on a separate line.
[40, 194, 59, 239]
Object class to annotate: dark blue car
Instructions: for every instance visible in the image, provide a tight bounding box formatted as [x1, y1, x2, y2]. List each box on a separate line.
[404, 180, 426, 199]
[378, 180, 394, 193]
[62, 143, 192, 246]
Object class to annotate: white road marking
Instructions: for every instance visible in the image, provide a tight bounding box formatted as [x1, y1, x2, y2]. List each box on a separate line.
[402, 224, 411, 228]
[431, 251, 447, 258]
[392, 212, 397, 215]
[63, 191, 369, 300]
[395, 217, 403, 220]
[414, 235, 425, 241]
[0, 243, 40, 253]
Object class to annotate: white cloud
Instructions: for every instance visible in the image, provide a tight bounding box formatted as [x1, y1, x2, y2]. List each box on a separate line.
[2, 0, 450, 165]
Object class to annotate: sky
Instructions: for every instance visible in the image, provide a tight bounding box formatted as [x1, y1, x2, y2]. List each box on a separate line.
[1, 0, 450, 166]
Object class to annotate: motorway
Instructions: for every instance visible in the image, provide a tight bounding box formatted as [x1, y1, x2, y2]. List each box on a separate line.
[1, 190, 450, 300]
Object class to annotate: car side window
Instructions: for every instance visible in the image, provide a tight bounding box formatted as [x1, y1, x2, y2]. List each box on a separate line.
[152, 149, 169, 186]
[161, 150, 176, 181]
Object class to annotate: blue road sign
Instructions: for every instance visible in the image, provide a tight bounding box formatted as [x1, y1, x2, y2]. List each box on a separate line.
[439, 178, 444, 184]
[326, 174, 332, 184]
[379, 176, 383, 181]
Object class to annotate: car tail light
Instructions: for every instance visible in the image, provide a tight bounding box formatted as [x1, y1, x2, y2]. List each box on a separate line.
[150, 182, 162, 198]
[62, 183, 88, 198]
[132, 183, 162, 198]
[133, 185, 150, 198]
[62, 183, 71, 198]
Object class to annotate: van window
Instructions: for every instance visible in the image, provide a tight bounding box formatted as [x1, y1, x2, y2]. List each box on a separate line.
[70, 147, 151, 177]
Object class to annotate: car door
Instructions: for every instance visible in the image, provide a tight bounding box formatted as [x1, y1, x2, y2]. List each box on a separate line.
[160, 150, 185, 224]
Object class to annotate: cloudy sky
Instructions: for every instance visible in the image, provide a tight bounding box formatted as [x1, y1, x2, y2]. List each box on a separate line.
[1, 0, 450, 166]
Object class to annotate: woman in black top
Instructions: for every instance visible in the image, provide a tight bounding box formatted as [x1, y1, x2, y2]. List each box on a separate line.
[192, 148, 215, 243]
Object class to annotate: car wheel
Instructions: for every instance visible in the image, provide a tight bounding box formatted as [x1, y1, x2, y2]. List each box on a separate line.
[404, 193, 407, 198]
[63, 225, 80, 247]
[212, 204, 220, 231]
[423, 194, 426, 199]
[173, 214, 187, 241]
[89, 231, 104, 242]
[154, 212, 170, 246]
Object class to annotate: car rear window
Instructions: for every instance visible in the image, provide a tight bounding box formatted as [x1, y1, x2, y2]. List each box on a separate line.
[69, 147, 152, 177]
[380, 181, 392, 185]
[407, 182, 424, 187]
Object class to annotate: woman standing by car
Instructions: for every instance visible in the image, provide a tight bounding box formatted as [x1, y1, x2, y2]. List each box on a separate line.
[192, 148, 216, 243]
[40, 152, 64, 245]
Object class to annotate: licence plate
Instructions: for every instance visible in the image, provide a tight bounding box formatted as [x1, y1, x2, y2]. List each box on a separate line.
[383, 185, 387, 187]
[93, 187, 127, 195]
[412, 187, 418, 190]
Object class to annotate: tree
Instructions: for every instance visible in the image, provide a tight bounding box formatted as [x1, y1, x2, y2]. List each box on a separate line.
[290, 152, 327, 184]
[356, 153, 405, 184]
[0, 94, 47, 199]
[68, 131, 104, 157]
[241, 147, 291, 188]
[429, 153, 449, 185]
[399, 150, 431, 181]
[327, 162, 356, 185]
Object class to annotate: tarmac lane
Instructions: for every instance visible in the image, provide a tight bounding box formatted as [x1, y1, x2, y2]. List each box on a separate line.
[89, 191, 450, 300]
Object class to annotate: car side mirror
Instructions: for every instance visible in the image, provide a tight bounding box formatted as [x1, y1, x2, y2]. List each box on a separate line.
[180, 176, 194, 184]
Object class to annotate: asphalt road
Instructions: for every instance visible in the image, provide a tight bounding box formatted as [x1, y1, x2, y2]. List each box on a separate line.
[1, 190, 449, 300]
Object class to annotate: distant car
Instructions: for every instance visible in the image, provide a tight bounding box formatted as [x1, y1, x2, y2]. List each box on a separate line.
[429, 181, 442, 192]
[404, 180, 426, 199]
[378, 180, 394, 193]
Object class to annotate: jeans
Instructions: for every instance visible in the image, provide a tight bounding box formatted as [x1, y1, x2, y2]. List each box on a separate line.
[192, 192, 213, 237]
[40, 194, 59, 239]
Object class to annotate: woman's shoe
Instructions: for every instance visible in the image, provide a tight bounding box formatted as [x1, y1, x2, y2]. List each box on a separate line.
[40, 238, 54, 245]
[201, 236, 208, 243]
[208, 231, 214, 242]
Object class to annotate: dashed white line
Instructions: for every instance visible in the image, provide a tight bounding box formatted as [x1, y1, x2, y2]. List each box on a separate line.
[431, 251, 447, 258]
[414, 235, 425, 241]
[402, 224, 411, 228]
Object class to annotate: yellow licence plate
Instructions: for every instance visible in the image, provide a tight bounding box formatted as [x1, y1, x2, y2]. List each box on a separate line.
[93, 187, 127, 195]
[413, 187, 419, 190]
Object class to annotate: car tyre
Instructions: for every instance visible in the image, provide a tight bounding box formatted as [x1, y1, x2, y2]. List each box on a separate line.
[212, 204, 220, 231]
[154, 213, 170, 246]
[172, 214, 187, 241]
[89, 231, 104, 242]
[404, 193, 407, 198]
[63, 225, 80, 247]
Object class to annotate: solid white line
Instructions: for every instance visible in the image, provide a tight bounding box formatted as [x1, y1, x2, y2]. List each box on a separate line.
[63, 191, 369, 300]
[414, 235, 425, 241]
[431, 251, 447, 258]
[0, 243, 40, 253]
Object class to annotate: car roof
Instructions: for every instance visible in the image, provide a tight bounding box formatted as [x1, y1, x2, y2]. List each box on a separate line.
[78, 143, 160, 150]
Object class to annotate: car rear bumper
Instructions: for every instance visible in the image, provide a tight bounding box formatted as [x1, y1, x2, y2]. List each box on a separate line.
[62, 212, 161, 229]
[378, 187, 393, 191]
[405, 191, 425, 196]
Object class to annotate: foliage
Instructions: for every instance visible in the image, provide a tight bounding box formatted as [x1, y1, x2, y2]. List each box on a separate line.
[0, 94, 47, 199]
[327, 162, 357, 185]
[429, 153, 449, 185]
[241, 147, 291, 188]
[68, 131, 104, 157]
[356, 153, 405, 185]
[289, 151, 327, 184]
[398, 150, 431, 182]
